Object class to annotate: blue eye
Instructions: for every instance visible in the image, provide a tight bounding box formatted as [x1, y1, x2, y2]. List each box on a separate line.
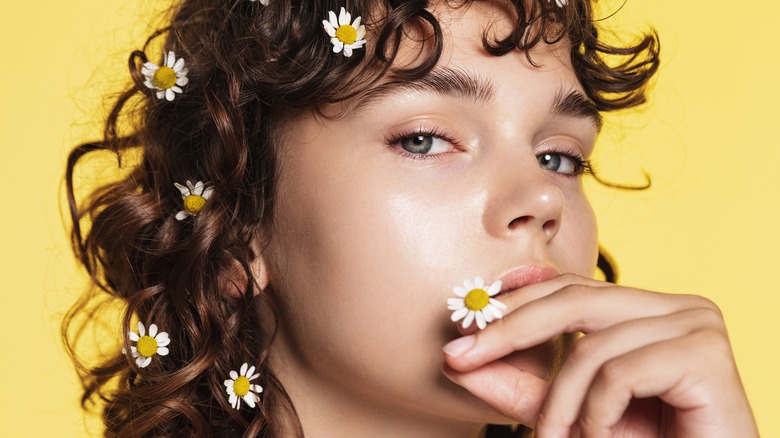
[394, 132, 453, 156]
[537, 152, 589, 175]
[401, 135, 435, 154]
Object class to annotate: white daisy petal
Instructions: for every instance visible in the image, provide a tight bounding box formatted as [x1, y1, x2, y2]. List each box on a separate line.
[453, 286, 467, 297]
[474, 277, 485, 288]
[356, 25, 366, 40]
[224, 379, 233, 388]
[251, 384, 263, 393]
[447, 297, 464, 307]
[156, 90, 166, 100]
[194, 181, 205, 195]
[338, 8, 349, 26]
[487, 281, 502, 295]
[462, 310, 475, 329]
[157, 347, 169, 356]
[343, 46, 353, 57]
[129, 331, 139, 341]
[464, 279, 475, 290]
[352, 16, 362, 29]
[490, 298, 507, 310]
[323, 21, 336, 37]
[451, 307, 469, 322]
[155, 332, 169, 343]
[486, 304, 504, 320]
[328, 10, 338, 26]
[229, 394, 239, 409]
[201, 187, 214, 199]
[173, 57, 185, 72]
[170, 85, 182, 94]
[230, 370, 239, 380]
[243, 393, 257, 408]
[165, 88, 175, 101]
[246, 366, 256, 377]
[176, 76, 189, 87]
[175, 210, 189, 221]
[166, 51, 176, 67]
[475, 312, 487, 330]
[148, 324, 158, 338]
[137, 322, 145, 336]
[143, 80, 155, 89]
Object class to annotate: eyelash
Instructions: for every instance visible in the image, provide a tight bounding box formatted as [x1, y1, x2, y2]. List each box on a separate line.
[537, 146, 593, 177]
[384, 126, 459, 161]
[385, 128, 593, 176]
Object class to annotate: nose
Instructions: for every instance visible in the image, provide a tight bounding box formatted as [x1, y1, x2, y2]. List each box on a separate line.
[483, 163, 565, 242]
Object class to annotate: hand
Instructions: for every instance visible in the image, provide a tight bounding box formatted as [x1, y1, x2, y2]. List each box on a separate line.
[441, 274, 759, 437]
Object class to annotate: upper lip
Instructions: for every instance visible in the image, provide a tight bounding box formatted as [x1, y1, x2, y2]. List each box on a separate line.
[496, 265, 560, 294]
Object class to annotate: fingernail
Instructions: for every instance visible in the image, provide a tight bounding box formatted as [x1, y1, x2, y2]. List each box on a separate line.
[443, 335, 476, 357]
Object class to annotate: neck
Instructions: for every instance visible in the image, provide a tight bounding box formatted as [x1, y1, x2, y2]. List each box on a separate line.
[268, 340, 488, 438]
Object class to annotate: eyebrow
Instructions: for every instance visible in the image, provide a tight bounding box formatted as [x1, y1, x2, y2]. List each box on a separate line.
[353, 67, 497, 110]
[551, 89, 604, 131]
[353, 68, 603, 131]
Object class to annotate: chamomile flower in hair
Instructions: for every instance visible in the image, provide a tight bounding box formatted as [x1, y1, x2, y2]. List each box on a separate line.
[224, 363, 263, 410]
[142, 51, 189, 101]
[174, 180, 213, 220]
[448, 277, 507, 330]
[123, 322, 170, 368]
[322, 7, 367, 57]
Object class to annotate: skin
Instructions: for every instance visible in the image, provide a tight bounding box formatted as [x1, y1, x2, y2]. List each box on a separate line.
[258, 3, 758, 437]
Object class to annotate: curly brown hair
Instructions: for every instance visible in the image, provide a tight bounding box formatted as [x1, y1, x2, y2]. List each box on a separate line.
[63, 0, 659, 436]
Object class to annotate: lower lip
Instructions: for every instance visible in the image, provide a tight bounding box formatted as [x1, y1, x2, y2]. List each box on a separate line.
[498, 266, 560, 294]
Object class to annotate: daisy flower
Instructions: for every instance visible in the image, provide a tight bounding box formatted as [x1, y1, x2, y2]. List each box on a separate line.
[448, 277, 507, 330]
[174, 180, 213, 220]
[224, 363, 263, 410]
[249, 0, 269, 4]
[322, 7, 367, 57]
[123, 322, 170, 368]
[142, 51, 189, 101]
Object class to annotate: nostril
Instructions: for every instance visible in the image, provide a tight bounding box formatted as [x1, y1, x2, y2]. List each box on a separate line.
[542, 219, 557, 235]
[508, 215, 532, 230]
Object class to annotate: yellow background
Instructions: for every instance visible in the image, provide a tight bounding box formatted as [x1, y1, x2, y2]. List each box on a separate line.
[1, 0, 777, 435]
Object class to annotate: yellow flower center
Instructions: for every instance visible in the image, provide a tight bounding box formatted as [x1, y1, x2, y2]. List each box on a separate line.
[137, 335, 158, 357]
[153, 66, 177, 89]
[464, 289, 490, 311]
[233, 376, 251, 397]
[183, 194, 206, 213]
[335, 24, 358, 44]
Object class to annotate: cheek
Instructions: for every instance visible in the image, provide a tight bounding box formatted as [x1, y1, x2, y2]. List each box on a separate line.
[265, 146, 464, 384]
[559, 191, 599, 276]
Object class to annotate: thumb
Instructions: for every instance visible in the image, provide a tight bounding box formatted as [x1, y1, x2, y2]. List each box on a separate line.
[442, 360, 549, 427]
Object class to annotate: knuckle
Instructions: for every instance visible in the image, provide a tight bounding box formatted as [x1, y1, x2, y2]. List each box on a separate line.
[597, 356, 627, 386]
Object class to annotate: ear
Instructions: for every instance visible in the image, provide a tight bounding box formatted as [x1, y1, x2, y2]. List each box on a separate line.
[219, 242, 270, 299]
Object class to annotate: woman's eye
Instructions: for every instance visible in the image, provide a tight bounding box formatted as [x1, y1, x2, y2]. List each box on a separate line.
[537, 152, 586, 175]
[399, 134, 451, 155]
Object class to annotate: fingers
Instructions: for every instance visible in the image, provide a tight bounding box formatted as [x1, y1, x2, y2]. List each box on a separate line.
[446, 275, 712, 372]
[440, 274, 759, 435]
[535, 307, 724, 437]
[442, 360, 549, 426]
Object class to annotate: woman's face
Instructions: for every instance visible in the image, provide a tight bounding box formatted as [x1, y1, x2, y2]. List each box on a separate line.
[263, 3, 599, 434]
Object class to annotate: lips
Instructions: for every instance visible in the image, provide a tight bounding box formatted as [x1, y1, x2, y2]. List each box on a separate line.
[496, 265, 560, 295]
